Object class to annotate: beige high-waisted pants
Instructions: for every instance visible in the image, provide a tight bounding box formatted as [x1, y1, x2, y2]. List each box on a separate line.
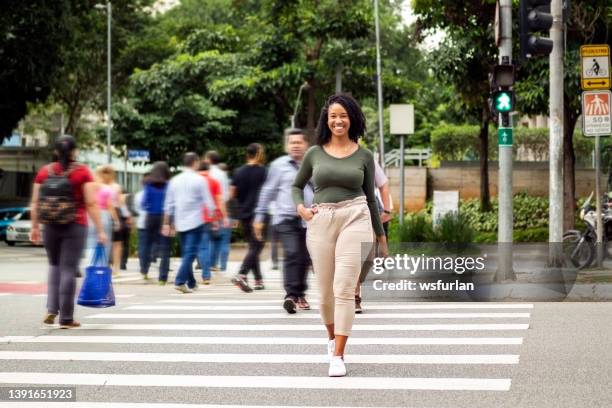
[306, 196, 375, 336]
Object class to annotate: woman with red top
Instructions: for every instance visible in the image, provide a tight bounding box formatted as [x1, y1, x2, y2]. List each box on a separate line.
[30, 135, 107, 329]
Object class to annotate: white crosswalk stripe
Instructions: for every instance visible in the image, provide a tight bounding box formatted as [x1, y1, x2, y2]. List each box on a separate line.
[86, 312, 531, 319]
[0, 372, 512, 391]
[56, 323, 531, 331]
[0, 285, 532, 405]
[0, 335, 524, 345]
[156, 300, 534, 308]
[0, 351, 520, 364]
[0, 404, 403, 408]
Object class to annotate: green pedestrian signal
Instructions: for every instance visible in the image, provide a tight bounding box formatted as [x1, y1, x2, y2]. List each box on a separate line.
[493, 91, 513, 113]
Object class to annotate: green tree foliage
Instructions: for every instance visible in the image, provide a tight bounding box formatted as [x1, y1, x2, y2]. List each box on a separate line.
[49, 0, 154, 139]
[111, 0, 428, 167]
[0, 1, 72, 142]
[412, 0, 498, 212]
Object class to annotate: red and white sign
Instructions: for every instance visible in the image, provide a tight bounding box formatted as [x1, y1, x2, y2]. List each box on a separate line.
[582, 90, 612, 136]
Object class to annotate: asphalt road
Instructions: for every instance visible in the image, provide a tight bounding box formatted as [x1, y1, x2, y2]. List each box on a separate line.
[0, 243, 610, 408]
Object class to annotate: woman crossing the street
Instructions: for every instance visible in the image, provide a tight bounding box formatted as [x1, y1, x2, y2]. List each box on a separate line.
[30, 135, 107, 329]
[292, 93, 388, 377]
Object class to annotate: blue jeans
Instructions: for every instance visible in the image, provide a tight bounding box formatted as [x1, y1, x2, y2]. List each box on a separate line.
[140, 214, 170, 282]
[175, 225, 203, 288]
[155, 235, 171, 282]
[137, 229, 147, 274]
[197, 223, 212, 280]
[210, 226, 231, 271]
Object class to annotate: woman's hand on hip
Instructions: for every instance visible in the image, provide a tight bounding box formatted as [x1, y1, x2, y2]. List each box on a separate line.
[297, 204, 317, 221]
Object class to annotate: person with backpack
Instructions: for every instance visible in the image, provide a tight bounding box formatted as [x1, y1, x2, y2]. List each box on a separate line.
[30, 135, 107, 329]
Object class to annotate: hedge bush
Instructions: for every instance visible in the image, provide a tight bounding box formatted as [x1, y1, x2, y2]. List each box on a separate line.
[459, 192, 549, 232]
[395, 193, 553, 243]
[430, 124, 594, 164]
[389, 212, 476, 244]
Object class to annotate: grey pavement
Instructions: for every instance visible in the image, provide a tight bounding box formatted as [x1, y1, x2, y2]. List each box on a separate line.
[0, 243, 611, 407]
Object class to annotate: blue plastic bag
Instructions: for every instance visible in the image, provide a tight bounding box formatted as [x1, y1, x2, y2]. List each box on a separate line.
[77, 244, 116, 308]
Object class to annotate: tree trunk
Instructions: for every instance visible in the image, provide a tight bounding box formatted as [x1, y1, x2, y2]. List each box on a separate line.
[563, 105, 578, 231]
[65, 102, 82, 138]
[479, 106, 491, 212]
[62, 85, 83, 139]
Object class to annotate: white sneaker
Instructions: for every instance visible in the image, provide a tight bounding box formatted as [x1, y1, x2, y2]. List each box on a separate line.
[174, 285, 193, 294]
[328, 356, 346, 377]
[327, 339, 336, 362]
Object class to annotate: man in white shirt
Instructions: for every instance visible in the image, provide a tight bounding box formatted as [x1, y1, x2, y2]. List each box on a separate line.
[162, 153, 215, 293]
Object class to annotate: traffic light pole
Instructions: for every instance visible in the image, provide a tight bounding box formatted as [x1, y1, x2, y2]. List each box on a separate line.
[548, 0, 564, 266]
[497, 0, 515, 281]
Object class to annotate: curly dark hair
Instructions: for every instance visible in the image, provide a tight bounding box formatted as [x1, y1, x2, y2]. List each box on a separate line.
[316, 93, 366, 146]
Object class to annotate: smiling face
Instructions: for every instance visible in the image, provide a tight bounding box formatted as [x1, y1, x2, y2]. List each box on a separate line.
[327, 103, 350, 138]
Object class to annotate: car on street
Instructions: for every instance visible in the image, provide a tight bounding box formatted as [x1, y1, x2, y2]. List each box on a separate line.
[0, 207, 28, 242]
[5, 209, 41, 247]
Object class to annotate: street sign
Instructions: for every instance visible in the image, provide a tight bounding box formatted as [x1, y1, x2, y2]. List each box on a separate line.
[580, 45, 610, 90]
[128, 149, 150, 162]
[389, 104, 414, 226]
[498, 127, 513, 146]
[389, 104, 414, 135]
[582, 90, 612, 136]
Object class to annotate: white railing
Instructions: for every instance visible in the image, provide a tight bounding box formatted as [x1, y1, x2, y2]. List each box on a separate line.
[384, 148, 431, 167]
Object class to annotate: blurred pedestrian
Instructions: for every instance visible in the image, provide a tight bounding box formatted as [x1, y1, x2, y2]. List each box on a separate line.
[355, 159, 392, 313]
[30, 135, 107, 329]
[142, 162, 172, 283]
[162, 153, 214, 293]
[134, 174, 149, 278]
[204, 151, 231, 274]
[84, 165, 119, 263]
[118, 187, 134, 271]
[230, 143, 267, 292]
[268, 202, 280, 271]
[110, 179, 127, 276]
[197, 161, 226, 284]
[254, 128, 313, 313]
[292, 93, 388, 377]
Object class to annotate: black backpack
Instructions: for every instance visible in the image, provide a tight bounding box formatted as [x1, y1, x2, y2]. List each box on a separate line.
[38, 163, 78, 225]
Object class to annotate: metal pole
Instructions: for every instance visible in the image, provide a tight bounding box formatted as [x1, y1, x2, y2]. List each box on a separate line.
[292, 83, 306, 129]
[335, 65, 343, 93]
[399, 134, 405, 226]
[549, 0, 564, 266]
[497, 0, 514, 281]
[374, 0, 385, 169]
[106, 1, 112, 164]
[596, 135, 603, 267]
[124, 147, 129, 193]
